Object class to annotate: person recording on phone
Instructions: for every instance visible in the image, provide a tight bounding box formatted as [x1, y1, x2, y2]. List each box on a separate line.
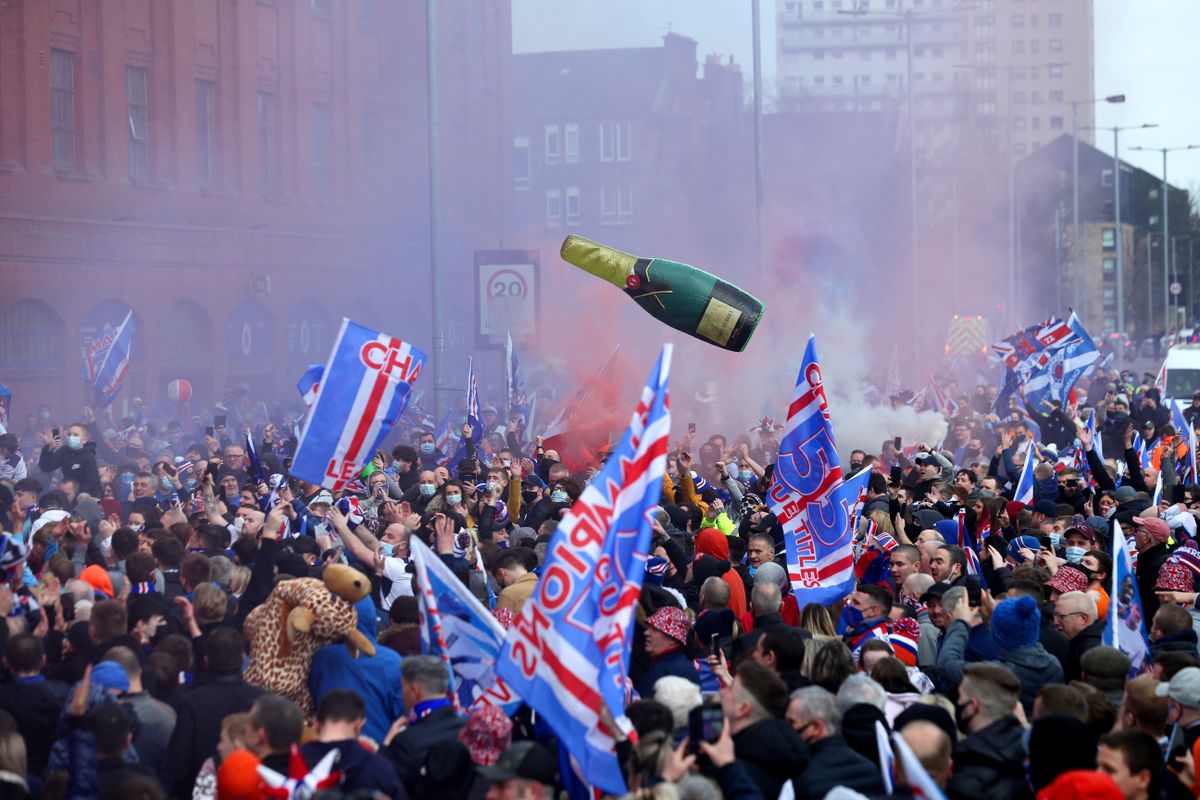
[37, 422, 103, 496]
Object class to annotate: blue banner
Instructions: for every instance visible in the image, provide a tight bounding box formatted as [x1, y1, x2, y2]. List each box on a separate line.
[410, 537, 520, 713]
[1013, 440, 1037, 504]
[1104, 521, 1152, 675]
[768, 336, 872, 606]
[82, 311, 133, 408]
[291, 319, 425, 492]
[297, 364, 323, 406]
[497, 345, 673, 796]
[448, 359, 485, 469]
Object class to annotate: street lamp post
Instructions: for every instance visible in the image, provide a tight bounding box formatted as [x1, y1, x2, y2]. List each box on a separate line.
[1130, 144, 1200, 332]
[1084, 123, 1158, 339]
[1070, 95, 1125, 314]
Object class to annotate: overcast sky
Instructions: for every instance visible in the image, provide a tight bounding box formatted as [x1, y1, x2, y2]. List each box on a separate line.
[513, 0, 1200, 195]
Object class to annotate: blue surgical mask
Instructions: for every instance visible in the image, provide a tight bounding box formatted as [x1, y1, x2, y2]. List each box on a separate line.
[379, 542, 395, 557]
[420, 442, 435, 455]
[445, 494, 462, 506]
[550, 489, 569, 504]
[740, 469, 753, 482]
[419, 483, 436, 497]
[160, 476, 174, 490]
[837, 603, 865, 635]
[183, 479, 197, 491]
[65, 434, 83, 450]
[486, 481, 498, 494]
[1048, 532, 1063, 551]
[1065, 546, 1087, 564]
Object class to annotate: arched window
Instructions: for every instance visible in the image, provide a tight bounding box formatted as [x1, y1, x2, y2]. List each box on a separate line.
[0, 299, 65, 367]
[160, 300, 212, 364]
[285, 301, 332, 362]
[226, 298, 275, 361]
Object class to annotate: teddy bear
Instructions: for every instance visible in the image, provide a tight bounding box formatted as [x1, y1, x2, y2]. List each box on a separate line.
[243, 563, 376, 718]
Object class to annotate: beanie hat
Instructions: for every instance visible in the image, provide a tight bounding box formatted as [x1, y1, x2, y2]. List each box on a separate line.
[889, 617, 920, 667]
[91, 660, 131, 693]
[79, 564, 115, 600]
[1157, 561, 1196, 592]
[1007, 535, 1042, 563]
[216, 749, 264, 800]
[1033, 499, 1059, 518]
[458, 705, 513, 766]
[645, 557, 670, 586]
[1006, 501, 1027, 520]
[989, 595, 1041, 650]
[1046, 565, 1089, 596]
[646, 606, 691, 646]
[1114, 486, 1137, 503]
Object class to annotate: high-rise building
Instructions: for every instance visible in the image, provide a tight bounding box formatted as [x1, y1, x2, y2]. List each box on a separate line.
[774, 0, 1095, 154]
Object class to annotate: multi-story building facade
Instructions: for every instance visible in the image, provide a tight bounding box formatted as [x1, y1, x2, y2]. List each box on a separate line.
[0, 0, 511, 420]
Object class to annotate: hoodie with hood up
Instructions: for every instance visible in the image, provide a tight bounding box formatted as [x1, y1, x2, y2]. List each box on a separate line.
[309, 596, 404, 744]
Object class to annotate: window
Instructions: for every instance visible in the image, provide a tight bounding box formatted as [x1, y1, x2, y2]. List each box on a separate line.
[814, 51, 826, 60]
[1149, 215, 1160, 227]
[616, 122, 631, 161]
[601, 187, 616, 225]
[544, 125, 560, 164]
[833, 75, 845, 85]
[513, 137, 530, 190]
[313, 102, 332, 199]
[1101, 169, 1114, 188]
[257, 92, 278, 194]
[1029, 13, 1039, 27]
[1050, 115, 1063, 129]
[1031, 90, 1042, 104]
[1049, 64, 1064, 77]
[126, 66, 150, 180]
[1012, 91, 1026, 105]
[565, 186, 580, 225]
[545, 189, 561, 226]
[832, 50, 843, 59]
[195, 80, 216, 187]
[1048, 38, 1062, 52]
[1012, 40, 1025, 53]
[1101, 227, 1116, 249]
[815, 76, 826, 85]
[1012, 116, 1026, 130]
[600, 122, 614, 162]
[618, 186, 633, 224]
[1103, 287, 1116, 308]
[1049, 90, 1063, 103]
[1011, 14, 1024, 28]
[51, 49, 76, 170]
[1031, 116, 1040, 130]
[1030, 39, 1040, 53]
[1049, 13, 1062, 26]
[886, 49, 897, 60]
[559, 124, 578, 164]
[311, 0, 332, 16]
[1013, 142, 1028, 155]
[1103, 257, 1116, 275]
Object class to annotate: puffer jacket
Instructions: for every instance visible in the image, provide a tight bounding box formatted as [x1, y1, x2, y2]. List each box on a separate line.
[1001, 643, 1065, 714]
[947, 716, 1035, 800]
[796, 735, 885, 800]
[733, 718, 809, 800]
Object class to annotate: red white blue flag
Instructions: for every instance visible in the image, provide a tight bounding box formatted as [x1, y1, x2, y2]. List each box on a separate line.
[497, 345, 672, 796]
[291, 319, 425, 492]
[81, 311, 133, 408]
[297, 364, 323, 407]
[0, 379, 10, 433]
[769, 336, 872, 604]
[1013, 440, 1037, 504]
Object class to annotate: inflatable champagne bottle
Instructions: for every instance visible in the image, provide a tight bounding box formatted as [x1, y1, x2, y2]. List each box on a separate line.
[560, 235, 763, 352]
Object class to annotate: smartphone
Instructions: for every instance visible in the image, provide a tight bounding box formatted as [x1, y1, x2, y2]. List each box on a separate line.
[61, 593, 75, 622]
[205, 426, 214, 437]
[893, 436, 902, 451]
[889, 465, 903, 487]
[206, 462, 220, 481]
[710, 633, 721, 659]
[688, 422, 697, 435]
[52, 427, 60, 438]
[688, 702, 725, 753]
[1172, 484, 1188, 504]
[214, 415, 226, 428]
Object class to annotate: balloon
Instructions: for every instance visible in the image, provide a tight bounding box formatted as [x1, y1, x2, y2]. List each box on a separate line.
[167, 379, 192, 404]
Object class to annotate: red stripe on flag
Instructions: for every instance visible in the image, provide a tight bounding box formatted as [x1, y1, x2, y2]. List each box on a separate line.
[818, 555, 854, 580]
[344, 367, 391, 469]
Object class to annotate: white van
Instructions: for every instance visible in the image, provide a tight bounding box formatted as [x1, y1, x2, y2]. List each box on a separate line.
[1162, 344, 1200, 401]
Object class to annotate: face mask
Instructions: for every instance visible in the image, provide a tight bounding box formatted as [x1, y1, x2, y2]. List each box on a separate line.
[183, 479, 197, 491]
[129, 523, 144, 534]
[486, 481, 498, 494]
[419, 483, 436, 497]
[498, 540, 511, 549]
[445, 494, 462, 505]
[65, 434, 83, 450]
[379, 541, 395, 557]
[1065, 546, 1087, 564]
[1075, 564, 1096, 581]
[233, 517, 245, 534]
[1048, 532, 1063, 551]
[836, 604, 865, 635]
[420, 442, 435, 454]
[521, 490, 538, 505]
[550, 489, 569, 504]
[160, 476, 174, 490]
[955, 699, 974, 735]
[120, 472, 135, 484]
[501, 459, 512, 468]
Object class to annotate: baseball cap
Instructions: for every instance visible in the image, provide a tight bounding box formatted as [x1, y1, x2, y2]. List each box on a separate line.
[1032, 499, 1059, 518]
[478, 741, 557, 785]
[915, 453, 938, 465]
[1157, 666, 1200, 708]
[1080, 646, 1131, 681]
[307, 490, 334, 508]
[920, 581, 952, 604]
[1130, 516, 1170, 543]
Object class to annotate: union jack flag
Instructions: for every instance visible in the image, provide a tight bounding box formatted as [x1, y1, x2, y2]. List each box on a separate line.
[928, 377, 958, 415]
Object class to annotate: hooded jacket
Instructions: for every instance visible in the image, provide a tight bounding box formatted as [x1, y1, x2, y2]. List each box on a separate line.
[732, 717, 809, 800]
[1065, 618, 1106, 682]
[1000, 643, 1065, 714]
[694, 528, 747, 617]
[1151, 627, 1200, 659]
[947, 716, 1035, 800]
[310, 596, 405, 744]
[38, 440, 102, 496]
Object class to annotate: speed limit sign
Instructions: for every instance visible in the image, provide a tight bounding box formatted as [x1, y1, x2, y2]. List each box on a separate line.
[476, 250, 540, 349]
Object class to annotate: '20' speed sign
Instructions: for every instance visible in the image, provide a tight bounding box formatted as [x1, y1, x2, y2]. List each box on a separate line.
[476, 251, 539, 349]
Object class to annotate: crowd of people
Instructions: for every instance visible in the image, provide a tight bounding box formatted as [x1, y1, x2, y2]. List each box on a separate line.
[3, 363, 1200, 800]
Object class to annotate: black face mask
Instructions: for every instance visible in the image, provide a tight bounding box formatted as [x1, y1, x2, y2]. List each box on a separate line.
[955, 699, 974, 735]
[521, 490, 538, 505]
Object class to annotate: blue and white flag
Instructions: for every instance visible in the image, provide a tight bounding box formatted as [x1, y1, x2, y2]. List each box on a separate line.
[82, 311, 133, 409]
[297, 364, 324, 407]
[768, 336, 873, 604]
[1153, 471, 1163, 507]
[1104, 521, 1152, 675]
[497, 345, 673, 796]
[0, 378, 10, 434]
[291, 319, 425, 492]
[875, 720, 895, 794]
[410, 537, 520, 713]
[1087, 408, 1104, 461]
[506, 332, 527, 417]
[448, 359, 484, 469]
[1172, 400, 1190, 439]
[1131, 431, 1152, 471]
[1013, 440, 1037, 505]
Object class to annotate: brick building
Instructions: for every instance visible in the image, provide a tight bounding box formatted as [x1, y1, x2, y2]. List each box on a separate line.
[0, 0, 511, 421]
